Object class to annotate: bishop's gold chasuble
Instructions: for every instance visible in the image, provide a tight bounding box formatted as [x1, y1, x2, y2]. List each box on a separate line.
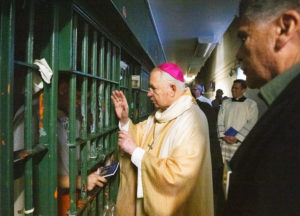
[116, 89, 214, 216]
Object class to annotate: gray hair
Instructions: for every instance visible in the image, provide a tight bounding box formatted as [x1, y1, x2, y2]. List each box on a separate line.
[239, 0, 300, 23]
[160, 71, 186, 91]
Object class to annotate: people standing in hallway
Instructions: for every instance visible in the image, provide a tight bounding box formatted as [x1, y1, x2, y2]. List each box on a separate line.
[224, 1, 300, 215]
[191, 83, 213, 106]
[111, 63, 214, 216]
[217, 79, 258, 162]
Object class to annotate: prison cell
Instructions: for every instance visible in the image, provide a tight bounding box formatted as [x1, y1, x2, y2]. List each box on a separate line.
[0, 0, 153, 215]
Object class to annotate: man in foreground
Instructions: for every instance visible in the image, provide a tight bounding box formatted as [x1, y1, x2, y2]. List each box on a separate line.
[112, 63, 214, 216]
[225, 0, 300, 215]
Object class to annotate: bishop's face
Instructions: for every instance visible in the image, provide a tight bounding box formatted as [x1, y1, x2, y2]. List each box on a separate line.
[147, 69, 173, 110]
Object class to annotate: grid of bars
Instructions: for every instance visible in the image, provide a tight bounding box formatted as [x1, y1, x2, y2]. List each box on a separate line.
[1, 0, 60, 215]
[63, 11, 121, 215]
[0, 0, 153, 215]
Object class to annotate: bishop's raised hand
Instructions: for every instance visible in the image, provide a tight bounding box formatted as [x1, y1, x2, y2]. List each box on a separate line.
[111, 90, 129, 126]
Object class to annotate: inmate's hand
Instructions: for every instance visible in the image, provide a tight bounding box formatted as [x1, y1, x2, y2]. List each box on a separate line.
[223, 136, 237, 144]
[111, 90, 129, 125]
[87, 172, 107, 191]
[118, 130, 137, 155]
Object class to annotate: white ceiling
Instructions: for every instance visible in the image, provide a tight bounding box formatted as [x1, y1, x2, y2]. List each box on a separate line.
[147, 0, 239, 78]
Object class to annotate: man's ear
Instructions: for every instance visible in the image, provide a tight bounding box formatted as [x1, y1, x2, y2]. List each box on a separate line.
[275, 10, 300, 50]
[170, 84, 176, 97]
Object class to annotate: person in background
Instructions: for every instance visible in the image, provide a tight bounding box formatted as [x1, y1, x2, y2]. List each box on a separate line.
[225, 0, 300, 215]
[212, 89, 224, 113]
[191, 83, 213, 106]
[112, 63, 214, 216]
[217, 79, 258, 162]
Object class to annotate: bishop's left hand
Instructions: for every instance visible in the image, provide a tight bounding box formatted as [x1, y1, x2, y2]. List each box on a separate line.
[118, 130, 137, 155]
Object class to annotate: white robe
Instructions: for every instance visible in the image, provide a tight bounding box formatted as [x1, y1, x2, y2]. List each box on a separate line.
[217, 97, 258, 161]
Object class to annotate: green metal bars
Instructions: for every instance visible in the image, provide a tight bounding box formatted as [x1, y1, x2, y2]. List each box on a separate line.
[138, 69, 151, 121]
[61, 9, 122, 215]
[24, 1, 34, 213]
[0, 0, 153, 215]
[0, 0, 60, 215]
[0, 1, 15, 215]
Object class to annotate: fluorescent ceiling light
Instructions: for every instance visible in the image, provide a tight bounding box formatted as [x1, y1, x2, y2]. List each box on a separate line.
[184, 75, 196, 83]
[202, 43, 212, 57]
[194, 42, 213, 58]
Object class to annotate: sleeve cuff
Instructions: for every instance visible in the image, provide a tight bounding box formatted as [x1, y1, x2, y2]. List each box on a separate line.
[235, 133, 245, 142]
[235, 127, 249, 142]
[218, 130, 225, 138]
[131, 147, 146, 169]
[119, 120, 129, 131]
[217, 125, 225, 138]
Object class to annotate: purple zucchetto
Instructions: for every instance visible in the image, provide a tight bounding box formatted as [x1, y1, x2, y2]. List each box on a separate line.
[157, 63, 184, 82]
